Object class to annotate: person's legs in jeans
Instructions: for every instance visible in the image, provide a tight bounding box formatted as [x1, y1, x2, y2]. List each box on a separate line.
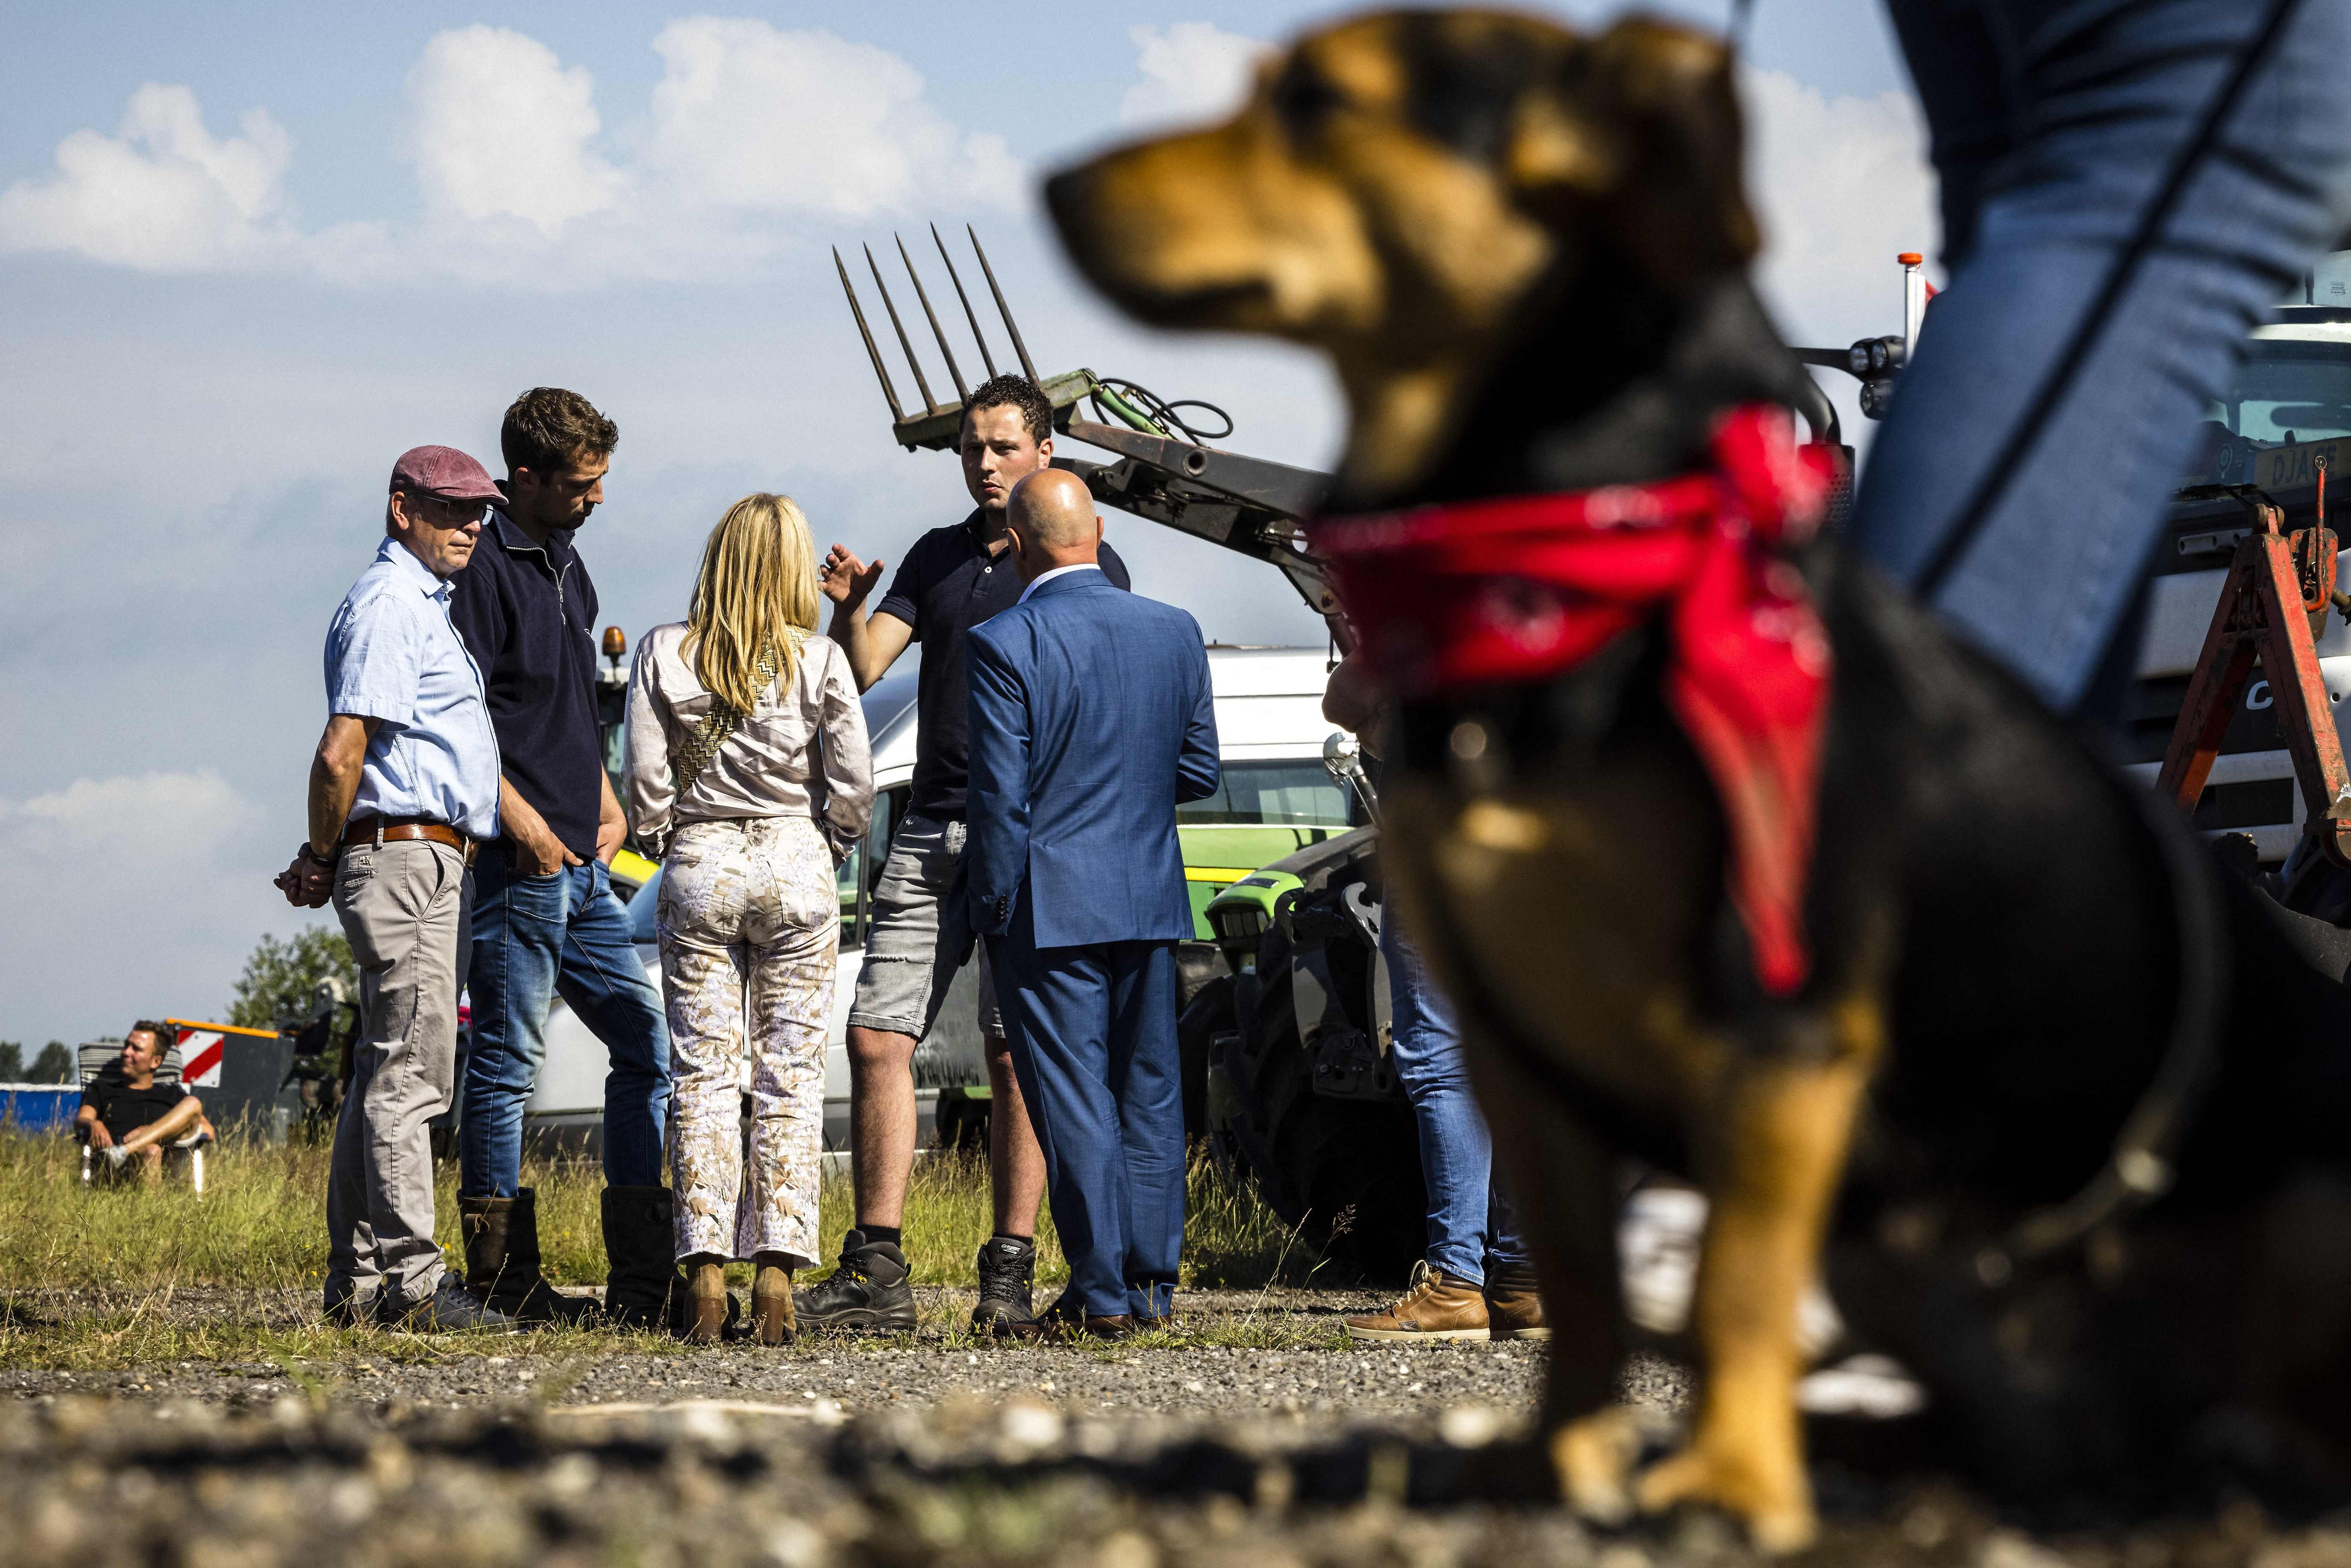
[1854, 0, 2351, 711]
[557, 860, 671, 1189]
[1382, 911, 1493, 1284]
[460, 850, 568, 1199]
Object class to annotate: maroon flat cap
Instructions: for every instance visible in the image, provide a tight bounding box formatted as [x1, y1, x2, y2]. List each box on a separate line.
[390, 445, 502, 503]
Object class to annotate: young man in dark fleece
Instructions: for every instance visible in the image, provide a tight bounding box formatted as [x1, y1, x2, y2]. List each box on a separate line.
[806, 374, 1131, 1336]
[448, 387, 675, 1329]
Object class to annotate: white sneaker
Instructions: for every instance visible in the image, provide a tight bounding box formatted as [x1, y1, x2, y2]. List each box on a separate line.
[103, 1145, 130, 1168]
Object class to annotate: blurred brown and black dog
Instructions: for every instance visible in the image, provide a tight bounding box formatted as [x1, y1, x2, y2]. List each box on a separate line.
[1050, 8, 2351, 1549]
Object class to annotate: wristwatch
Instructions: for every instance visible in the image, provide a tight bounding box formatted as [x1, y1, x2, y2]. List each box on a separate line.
[303, 840, 339, 868]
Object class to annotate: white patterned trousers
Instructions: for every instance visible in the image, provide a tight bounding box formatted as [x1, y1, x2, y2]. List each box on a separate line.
[657, 815, 837, 1267]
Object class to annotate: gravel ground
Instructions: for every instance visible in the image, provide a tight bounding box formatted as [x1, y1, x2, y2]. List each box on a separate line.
[7, 1287, 2349, 1568]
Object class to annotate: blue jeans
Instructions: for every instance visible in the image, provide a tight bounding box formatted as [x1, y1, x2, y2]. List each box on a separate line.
[460, 852, 671, 1197]
[1383, 912, 1527, 1285]
[1852, 0, 2351, 711]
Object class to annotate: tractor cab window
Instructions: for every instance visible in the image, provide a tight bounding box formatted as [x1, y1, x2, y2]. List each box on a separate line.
[1178, 759, 1359, 830]
[2187, 341, 2351, 480]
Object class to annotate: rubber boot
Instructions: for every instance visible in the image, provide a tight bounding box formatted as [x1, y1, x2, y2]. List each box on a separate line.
[684, 1257, 731, 1344]
[751, 1253, 795, 1345]
[600, 1185, 687, 1332]
[462, 1189, 593, 1324]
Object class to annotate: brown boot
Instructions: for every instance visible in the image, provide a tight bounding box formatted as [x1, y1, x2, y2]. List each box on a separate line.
[751, 1253, 794, 1345]
[684, 1257, 730, 1344]
[1344, 1262, 1490, 1342]
[1484, 1263, 1550, 1341]
[460, 1189, 594, 1324]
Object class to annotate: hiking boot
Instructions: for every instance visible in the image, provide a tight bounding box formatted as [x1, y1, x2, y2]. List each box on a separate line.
[1484, 1264, 1550, 1341]
[601, 1185, 688, 1332]
[793, 1230, 917, 1336]
[1344, 1262, 1491, 1342]
[462, 1189, 595, 1325]
[971, 1236, 1036, 1337]
[380, 1274, 520, 1334]
[1008, 1292, 1131, 1342]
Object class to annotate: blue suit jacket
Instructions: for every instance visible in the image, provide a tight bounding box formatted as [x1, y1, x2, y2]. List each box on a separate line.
[964, 568, 1219, 947]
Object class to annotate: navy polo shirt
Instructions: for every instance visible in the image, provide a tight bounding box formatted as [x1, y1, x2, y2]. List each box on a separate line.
[447, 508, 606, 861]
[875, 510, 1130, 822]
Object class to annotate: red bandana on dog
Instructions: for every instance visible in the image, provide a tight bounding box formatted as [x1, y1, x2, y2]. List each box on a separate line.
[1308, 405, 1838, 997]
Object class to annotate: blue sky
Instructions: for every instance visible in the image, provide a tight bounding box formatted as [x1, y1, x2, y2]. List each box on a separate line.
[0, 2, 1931, 1048]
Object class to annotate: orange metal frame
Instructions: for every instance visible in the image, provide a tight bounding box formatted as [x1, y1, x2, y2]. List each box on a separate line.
[2157, 462, 2351, 866]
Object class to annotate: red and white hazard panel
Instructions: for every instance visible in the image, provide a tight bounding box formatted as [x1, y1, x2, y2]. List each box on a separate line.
[174, 1028, 225, 1088]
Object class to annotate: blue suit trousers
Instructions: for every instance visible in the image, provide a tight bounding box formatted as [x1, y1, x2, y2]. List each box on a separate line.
[988, 893, 1185, 1320]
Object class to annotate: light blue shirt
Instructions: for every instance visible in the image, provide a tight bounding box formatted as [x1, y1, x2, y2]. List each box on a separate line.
[324, 537, 502, 840]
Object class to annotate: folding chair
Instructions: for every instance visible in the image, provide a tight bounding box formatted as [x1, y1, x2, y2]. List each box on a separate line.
[77, 1038, 212, 1195]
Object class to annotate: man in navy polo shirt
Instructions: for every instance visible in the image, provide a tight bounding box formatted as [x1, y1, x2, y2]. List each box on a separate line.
[447, 387, 675, 1329]
[807, 374, 1131, 1336]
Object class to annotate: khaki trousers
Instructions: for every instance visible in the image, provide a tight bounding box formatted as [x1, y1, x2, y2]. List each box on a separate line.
[327, 837, 470, 1306]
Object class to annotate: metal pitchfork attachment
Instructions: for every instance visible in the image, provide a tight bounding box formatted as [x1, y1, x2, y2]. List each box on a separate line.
[831, 226, 1345, 631]
[2159, 459, 2351, 866]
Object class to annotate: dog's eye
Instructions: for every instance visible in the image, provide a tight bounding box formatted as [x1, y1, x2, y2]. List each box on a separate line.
[1270, 57, 1346, 137]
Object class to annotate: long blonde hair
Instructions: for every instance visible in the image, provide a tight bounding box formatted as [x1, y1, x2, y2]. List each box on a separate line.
[684, 493, 820, 711]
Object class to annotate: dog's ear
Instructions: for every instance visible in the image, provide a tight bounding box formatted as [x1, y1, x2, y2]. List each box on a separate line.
[1508, 19, 1759, 290]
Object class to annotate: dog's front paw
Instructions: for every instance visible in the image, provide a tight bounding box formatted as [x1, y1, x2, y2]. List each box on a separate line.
[1634, 1438, 1815, 1553]
[1547, 1407, 1647, 1525]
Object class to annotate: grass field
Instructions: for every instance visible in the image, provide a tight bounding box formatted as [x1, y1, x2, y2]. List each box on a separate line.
[0, 1128, 1349, 1368]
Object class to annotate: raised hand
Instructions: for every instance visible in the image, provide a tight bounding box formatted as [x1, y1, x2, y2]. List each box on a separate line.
[822, 544, 885, 609]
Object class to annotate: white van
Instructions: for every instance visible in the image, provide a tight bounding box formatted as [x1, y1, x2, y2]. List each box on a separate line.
[518, 645, 1360, 1150]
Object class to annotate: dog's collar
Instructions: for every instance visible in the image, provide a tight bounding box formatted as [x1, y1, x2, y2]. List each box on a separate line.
[1308, 405, 1839, 996]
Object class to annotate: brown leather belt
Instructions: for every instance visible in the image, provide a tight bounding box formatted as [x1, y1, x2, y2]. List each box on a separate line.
[342, 816, 478, 866]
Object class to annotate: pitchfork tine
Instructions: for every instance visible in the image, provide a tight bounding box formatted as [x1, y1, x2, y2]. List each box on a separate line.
[970, 226, 1041, 386]
[835, 247, 904, 423]
[934, 223, 997, 379]
[898, 233, 968, 403]
[865, 243, 937, 412]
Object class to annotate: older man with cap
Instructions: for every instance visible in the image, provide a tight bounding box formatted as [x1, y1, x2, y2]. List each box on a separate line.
[276, 444, 516, 1333]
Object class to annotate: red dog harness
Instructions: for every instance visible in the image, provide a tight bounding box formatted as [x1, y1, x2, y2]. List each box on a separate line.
[1308, 406, 1838, 997]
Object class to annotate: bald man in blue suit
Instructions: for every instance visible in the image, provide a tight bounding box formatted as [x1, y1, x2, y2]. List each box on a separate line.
[963, 468, 1219, 1338]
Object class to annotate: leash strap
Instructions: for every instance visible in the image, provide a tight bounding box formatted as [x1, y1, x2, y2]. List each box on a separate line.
[1310, 406, 1838, 995]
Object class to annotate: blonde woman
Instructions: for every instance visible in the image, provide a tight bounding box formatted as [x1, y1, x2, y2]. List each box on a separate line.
[624, 494, 872, 1343]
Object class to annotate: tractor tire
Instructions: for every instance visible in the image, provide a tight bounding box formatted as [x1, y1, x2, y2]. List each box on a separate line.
[1176, 974, 1232, 1144]
[1205, 909, 1425, 1284]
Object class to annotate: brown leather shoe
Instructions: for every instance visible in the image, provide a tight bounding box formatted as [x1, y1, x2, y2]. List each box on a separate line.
[1344, 1262, 1491, 1342]
[751, 1253, 795, 1346]
[1484, 1265, 1550, 1341]
[684, 1257, 730, 1344]
[1008, 1293, 1133, 1341]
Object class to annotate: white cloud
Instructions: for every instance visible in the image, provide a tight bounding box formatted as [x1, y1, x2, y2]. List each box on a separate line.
[405, 26, 625, 235]
[0, 770, 295, 1043]
[1, 21, 1019, 287]
[1119, 23, 1266, 130]
[0, 85, 301, 271]
[1741, 66, 1938, 349]
[646, 19, 1020, 220]
[0, 769, 255, 860]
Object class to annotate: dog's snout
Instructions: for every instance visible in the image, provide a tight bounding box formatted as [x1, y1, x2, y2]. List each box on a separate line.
[1043, 165, 1098, 249]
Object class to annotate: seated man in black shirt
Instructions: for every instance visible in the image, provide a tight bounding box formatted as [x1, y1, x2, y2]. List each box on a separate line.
[77, 1022, 206, 1177]
[808, 374, 1132, 1336]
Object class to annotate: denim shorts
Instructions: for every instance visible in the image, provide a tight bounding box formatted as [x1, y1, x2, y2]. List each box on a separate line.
[847, 815, 1002, 1040]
